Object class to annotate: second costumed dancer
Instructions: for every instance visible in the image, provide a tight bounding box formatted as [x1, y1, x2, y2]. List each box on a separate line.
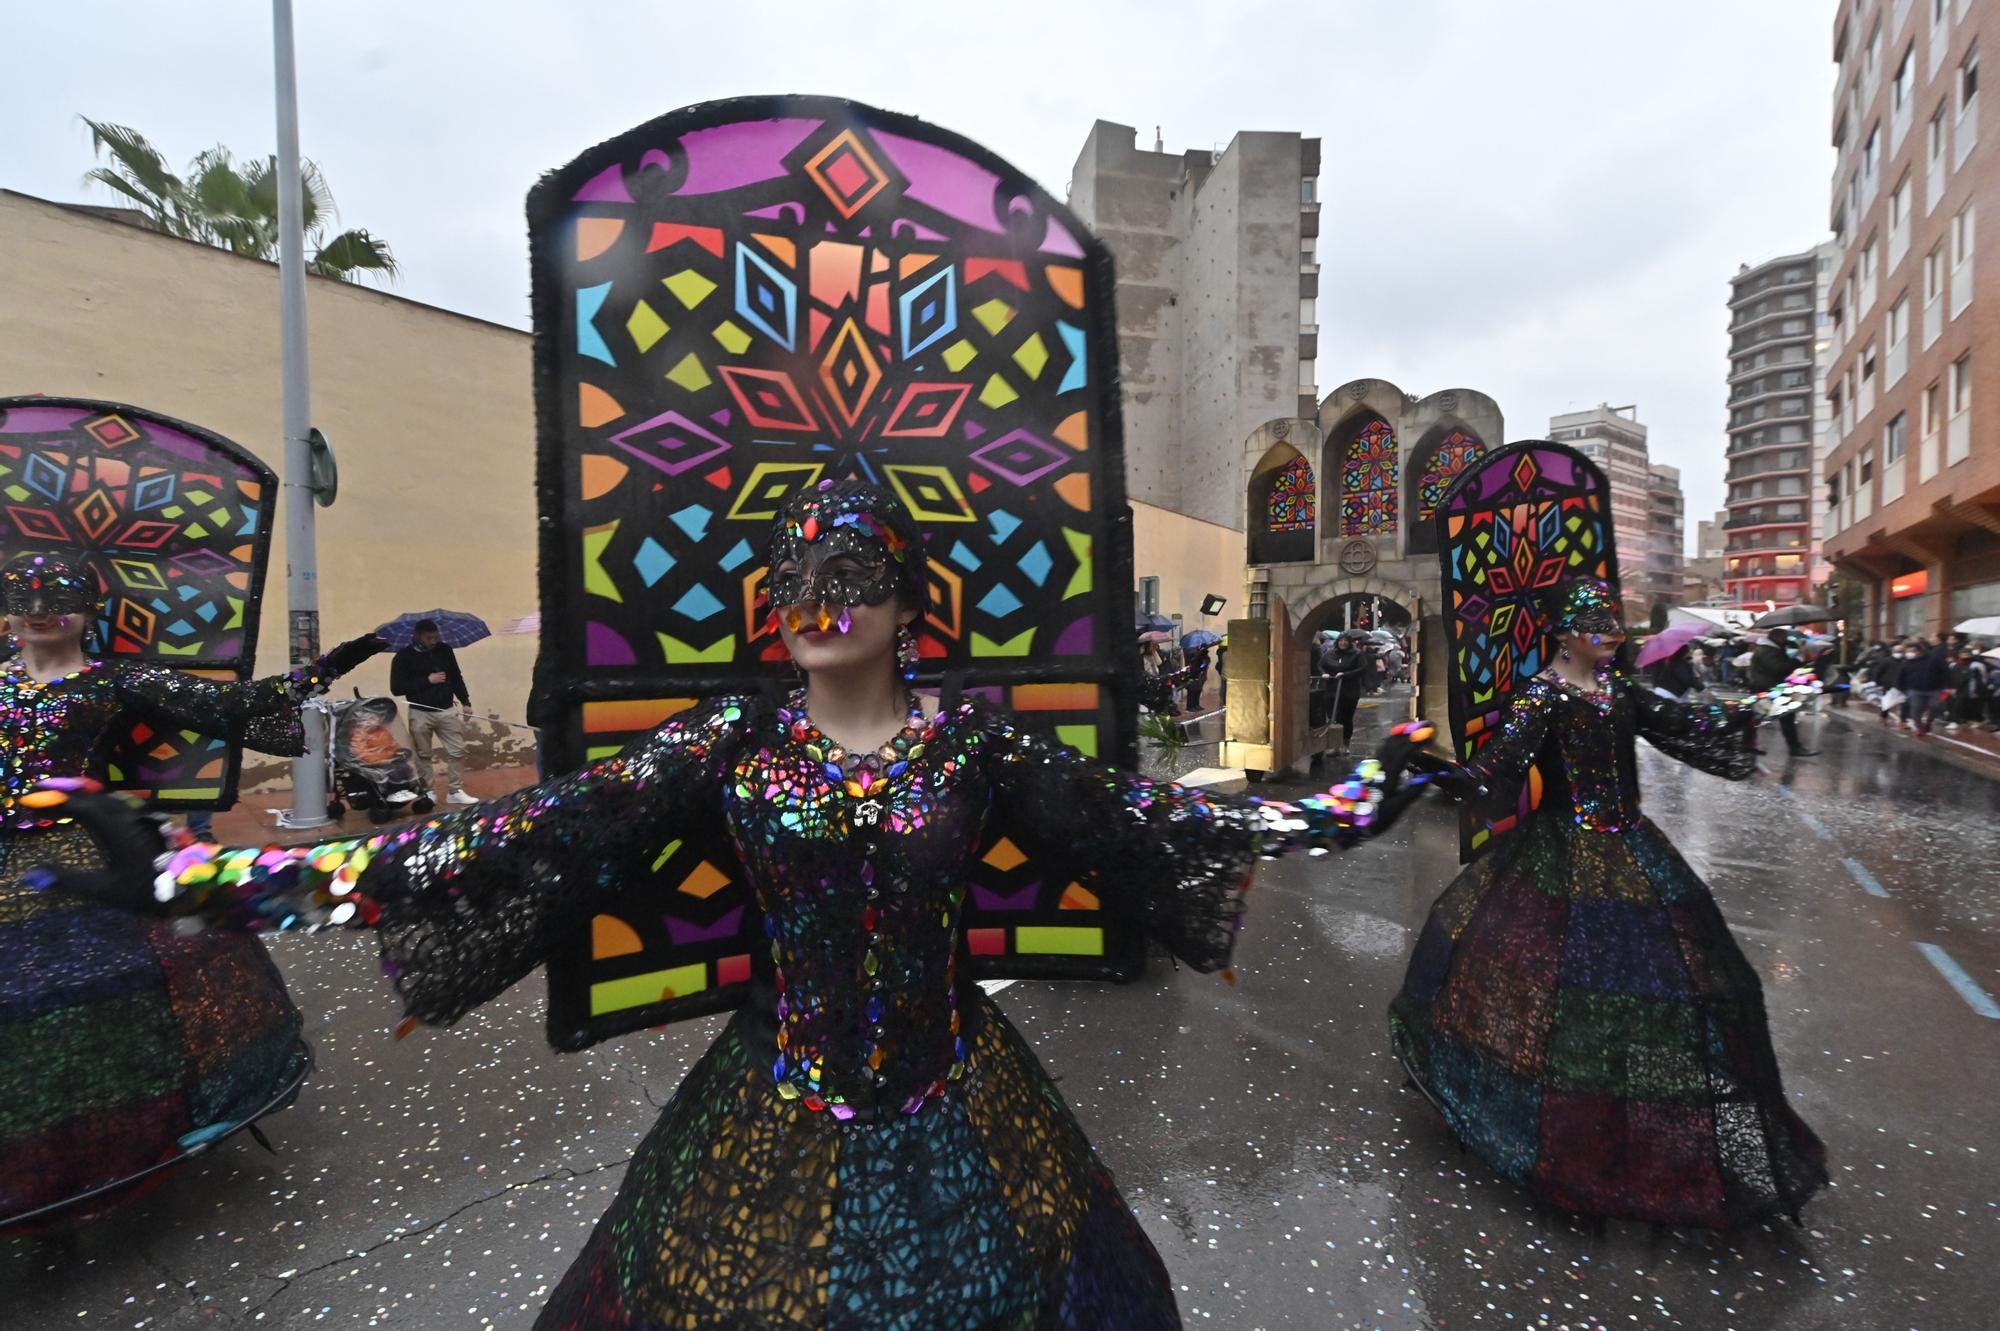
[1392, 577, 1829, 1229]
[36, 480, 1451, 1329]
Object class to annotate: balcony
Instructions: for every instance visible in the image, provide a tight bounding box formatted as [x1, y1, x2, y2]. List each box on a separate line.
[1948, 407, 1971, 465]
[1920, 426, 1942, 482]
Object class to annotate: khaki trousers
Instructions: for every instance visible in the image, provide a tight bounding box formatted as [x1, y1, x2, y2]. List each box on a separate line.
[408, 705, 468, 791]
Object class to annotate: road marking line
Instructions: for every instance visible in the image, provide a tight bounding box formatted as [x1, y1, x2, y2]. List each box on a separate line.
[1842, 857, 1890, 898]
[1770, 784, 1833, 838]
[1915, 943, 2000, 1019]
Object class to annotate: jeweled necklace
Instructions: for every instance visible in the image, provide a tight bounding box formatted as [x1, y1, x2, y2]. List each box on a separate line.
[782, 687, 928, 830]
[2, 656, 97, 690]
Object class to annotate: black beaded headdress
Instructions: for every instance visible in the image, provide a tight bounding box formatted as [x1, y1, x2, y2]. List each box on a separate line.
[1545, 578, 1623, 637]
[765, 478, 926, 616]
[1, 553, 100, 617]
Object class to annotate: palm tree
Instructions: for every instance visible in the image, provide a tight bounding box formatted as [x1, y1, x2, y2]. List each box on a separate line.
[82, 118, 399, 284]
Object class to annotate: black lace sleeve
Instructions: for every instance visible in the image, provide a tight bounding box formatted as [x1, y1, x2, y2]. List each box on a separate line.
[977, 708, 1257, 971]
[1463, 677, 1558, 788]
[145, 695, 758, 1026]
[109, 662, 314, 756]
[362, 695, 755, 1025]
[1624, 678, 1758, 781]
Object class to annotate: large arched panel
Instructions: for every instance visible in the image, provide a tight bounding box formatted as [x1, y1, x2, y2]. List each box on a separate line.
[1334, 415, 1398, 536]
[528, 96, 1142, 1048]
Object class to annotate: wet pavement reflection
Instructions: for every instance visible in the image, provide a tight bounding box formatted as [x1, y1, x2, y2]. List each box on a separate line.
[5, 708, 1996, 1328]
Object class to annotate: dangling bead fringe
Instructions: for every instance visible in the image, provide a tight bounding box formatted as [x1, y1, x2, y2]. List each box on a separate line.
[896, 625, 919, 682]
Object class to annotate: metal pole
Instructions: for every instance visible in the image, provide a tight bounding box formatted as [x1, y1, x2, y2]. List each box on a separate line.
[273, 0, 329, 829]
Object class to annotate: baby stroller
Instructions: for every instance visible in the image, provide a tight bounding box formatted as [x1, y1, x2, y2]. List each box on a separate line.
[323, 693, 432, 824]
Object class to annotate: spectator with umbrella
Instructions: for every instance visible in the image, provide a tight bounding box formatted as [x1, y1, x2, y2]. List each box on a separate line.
[1635, 623, 1706, 698]
[381, 610, 490, 805]
[1180, 629, 1221, 711]
[1750, 629, 1815, 756]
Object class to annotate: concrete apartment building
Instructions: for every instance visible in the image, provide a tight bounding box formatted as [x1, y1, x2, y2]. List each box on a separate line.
[1549, 404, 1661, 616]
[1646, 463, 1688, 609]
[1822, 0, 2000, 637]
[1068, 121, 1321, 536]
[1723, 243, 1838, 607]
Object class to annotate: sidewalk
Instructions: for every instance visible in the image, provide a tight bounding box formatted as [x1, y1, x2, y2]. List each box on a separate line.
[1823, 703, 2000, 779]
[211, 764, 540, 846]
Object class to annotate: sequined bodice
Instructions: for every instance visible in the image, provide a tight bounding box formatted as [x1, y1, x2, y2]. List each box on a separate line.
[724, 703, 989, 1118]
[1538, 677, 1637, 832]
[1, 663, 126, 828]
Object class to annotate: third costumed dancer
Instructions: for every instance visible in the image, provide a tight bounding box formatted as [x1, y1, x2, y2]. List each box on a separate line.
[1391, 577, 1829, 1229]
[35, 480, 1448, 1329]
[0, 553, 381, 1230]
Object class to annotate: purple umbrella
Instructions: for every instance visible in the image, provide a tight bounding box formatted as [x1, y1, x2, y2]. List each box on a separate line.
[1634, 622, 1706, 669]
[375, 609, 492, 649]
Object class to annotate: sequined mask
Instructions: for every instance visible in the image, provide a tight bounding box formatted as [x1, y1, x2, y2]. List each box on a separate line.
[766, 480, 920, 630]
[2, 554, 98, 618]
[1547, 578, 1623, 639]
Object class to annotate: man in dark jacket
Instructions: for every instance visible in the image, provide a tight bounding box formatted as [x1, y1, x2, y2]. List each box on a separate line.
[1899, 636, 1953, 735]
[391, 620, 476, 804]
[1750, 629, 1815, 756]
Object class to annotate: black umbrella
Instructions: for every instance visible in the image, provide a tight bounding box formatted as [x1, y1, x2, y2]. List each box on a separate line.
[1752, 604, 1835, 629]
[1136, 612, 1175, 634]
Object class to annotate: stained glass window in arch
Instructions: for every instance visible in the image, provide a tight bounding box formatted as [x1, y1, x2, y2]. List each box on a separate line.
[1266, 454, 1316, 532]
[1340, 418, 1398, 535]
[1416, 430, 1487, 525]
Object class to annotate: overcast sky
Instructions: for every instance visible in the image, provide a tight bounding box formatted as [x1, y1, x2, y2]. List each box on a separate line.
[1, 1, 1836, 552]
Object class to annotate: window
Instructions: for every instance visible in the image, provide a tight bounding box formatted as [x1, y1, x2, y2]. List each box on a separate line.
[1963, 44, 1981, 112]
[1923, 380, 1943, 434]
[1300, 237, 1315, 262]
[1889, 294, 1909, 346]
[1338, 417, 1398, 536]
[1926, 241, 1947, 299]
[1952, 353, 1973, 412]
[1930, 98, 1949, 162]
[1264, 455, 1316, 532]
[1863, 122, 1881, 177]
[1299, 297, 1316, 327]
[1301, 178, 1317, 203]
[1886, 412, 1908, 462]
[1298, 358, 1316, 389]
[1863, 342, 1878, 383]
[1934, 0, 1948, 27]
[1891, 173, 1911, 226]
[1894, 44, 1915, 109]
[1861, 238, 1877, 281]
[1137, 576, 1160, 615]
[1860, 449, 1874, 484]
[1954, 202, 1977, 265]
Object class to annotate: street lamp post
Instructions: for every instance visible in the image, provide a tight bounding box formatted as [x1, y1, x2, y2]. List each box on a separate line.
[272, 0, 329, 829]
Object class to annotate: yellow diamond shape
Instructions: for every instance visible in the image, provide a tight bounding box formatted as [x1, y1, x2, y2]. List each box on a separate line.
[972, 298, 1016, 335]
[627, 299, 669, 352]
[982, 837, 1027, 871]
[941, 339, 978, 372]
[712, 320, 752, 354]
[666, 351, 712, 392]
[979, 374, 1018, 408]
[1012, 333, 1049, 379]
[678, 859, 732, 899]
[663, 269, 717, 309]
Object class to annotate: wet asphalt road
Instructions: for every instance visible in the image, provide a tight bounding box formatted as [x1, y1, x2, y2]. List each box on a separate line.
[6, 703, 1997, 1330]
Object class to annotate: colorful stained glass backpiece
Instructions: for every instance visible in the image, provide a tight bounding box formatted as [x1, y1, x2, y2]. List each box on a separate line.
[530, 96, 1140, 1049]
[1416, 429, 1486, 526]
[0, 397, 276, 809]
[1266, 454, 1315, 533]
[1340, 417, 1398, 536]
[1436, 441, 1618, 862]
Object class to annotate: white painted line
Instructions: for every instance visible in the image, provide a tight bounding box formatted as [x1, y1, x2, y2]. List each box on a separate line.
[1914, 943, 2000, 1019]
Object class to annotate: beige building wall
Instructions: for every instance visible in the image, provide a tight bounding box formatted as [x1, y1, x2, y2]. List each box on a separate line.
[0, 191, 540, 782]
[1129, 500, 1244, 633]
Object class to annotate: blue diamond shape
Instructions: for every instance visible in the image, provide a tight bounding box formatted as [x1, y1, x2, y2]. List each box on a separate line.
[24, 453, 65, 502]
[1019, 541, 1053, 587]
[134, 473, 178, 510]
[670, 505, 711, 541]
[988, 509, 1021, 545]
[976, 583, 1023, 619]
[634, 537, 676, 587]
[948, 540, 982, 572]
[196, 602, 218, 622]
[899, 266, 957, 358]
[719, 538, 754, 572]
[671, 583, 725, 622]
[734, 243, 797, 351]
